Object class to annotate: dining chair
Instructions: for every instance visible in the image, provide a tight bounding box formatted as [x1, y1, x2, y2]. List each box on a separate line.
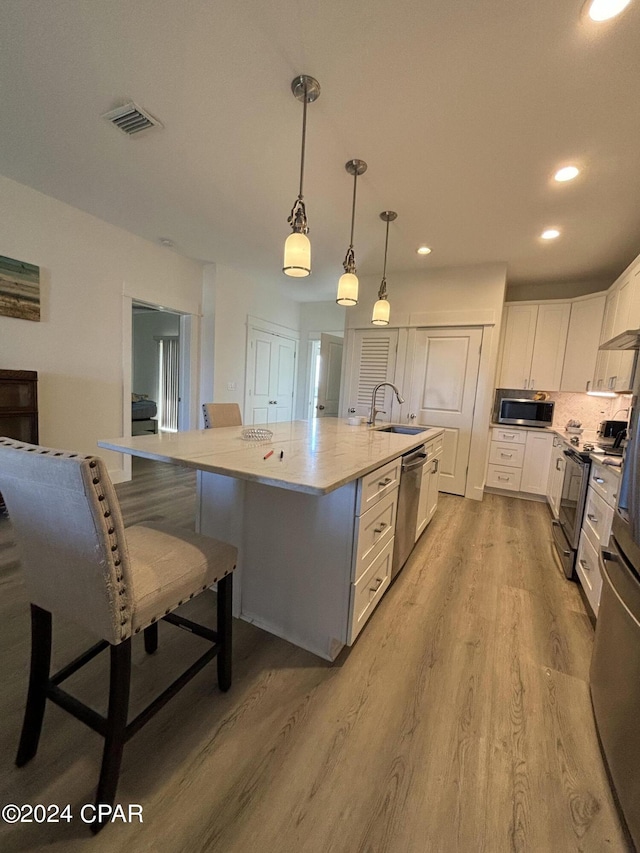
[202, 402, 242, 429]
[0, 437, 237, 833]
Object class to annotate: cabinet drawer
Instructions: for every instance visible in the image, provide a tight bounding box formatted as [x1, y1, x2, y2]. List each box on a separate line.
[486, 464, 522, 491]
[356, 457, 401, 515]
[583, 486, 614, 551]
[348, 537, 393, 644]
[426, 433, 444, 458]
[576, 530, 603, 617]
[492, 427, 527, 444]
[489, 441, 525, 468]
[353, 487, 398, 582]
[590, 460, 620, 507]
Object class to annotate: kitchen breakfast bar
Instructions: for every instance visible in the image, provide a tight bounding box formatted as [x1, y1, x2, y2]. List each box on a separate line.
[100, 418, 443, 660]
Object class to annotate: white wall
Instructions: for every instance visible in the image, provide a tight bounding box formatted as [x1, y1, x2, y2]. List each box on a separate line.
[295, 301, 346, 419]
[344, 263, 508, 501]
[506, 278, 610, 302]
[132, 310, 180, 401]
[205, 263, 301, 421]
[0, 175, 204, 478]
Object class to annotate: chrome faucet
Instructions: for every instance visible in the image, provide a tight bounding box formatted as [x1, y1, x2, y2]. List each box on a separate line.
[367, 382, 405, 426]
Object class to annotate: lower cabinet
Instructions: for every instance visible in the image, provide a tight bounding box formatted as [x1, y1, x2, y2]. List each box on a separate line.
[486, 427, 553, 497]
[577, 465, 620, 617]
[546, 437, 565, 518]
[416, 433, 443, 540]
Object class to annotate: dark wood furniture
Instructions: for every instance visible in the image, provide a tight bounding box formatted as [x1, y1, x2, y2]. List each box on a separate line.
[0, 369, 38, 510]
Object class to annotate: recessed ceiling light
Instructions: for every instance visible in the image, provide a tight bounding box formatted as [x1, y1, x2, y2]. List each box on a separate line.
[416, 246, 432, 255]
[541, 228, 561, 240]
[587, 0, 632, 21]
[554, 165, 580, 182]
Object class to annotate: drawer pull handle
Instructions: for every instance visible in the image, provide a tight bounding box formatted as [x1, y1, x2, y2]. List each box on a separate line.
[369, 577, 384, 593]
[556, 458, 563, 470]
[579, 559, 590, 571]
[374, 523, 387, 534]
[503, 433, 516, 438]
[433, 459, 439, 473]
[378, 477, 393, 487]
[587, 513, 598, 523]
[498, 476, 510, 481]
[594, 477, 605, 485]
[500, 452, 513, 458]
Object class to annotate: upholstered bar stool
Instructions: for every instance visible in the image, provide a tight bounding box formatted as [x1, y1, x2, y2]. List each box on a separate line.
[202, 402, 242, 429]
[0, 437, 237, 833]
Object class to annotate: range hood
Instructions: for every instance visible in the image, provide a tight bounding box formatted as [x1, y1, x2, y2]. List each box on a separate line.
[599, 329, 640, 351]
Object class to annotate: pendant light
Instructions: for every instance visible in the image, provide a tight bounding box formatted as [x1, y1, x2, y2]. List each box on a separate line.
[371, 211, 397, 325]
[336, 159, 367, 306]
[283, 75, 321, 277]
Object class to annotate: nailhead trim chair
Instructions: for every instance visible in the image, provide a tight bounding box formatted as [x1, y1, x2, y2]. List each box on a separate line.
[202, 402, 242, 429]
[0, 437, 237, 833]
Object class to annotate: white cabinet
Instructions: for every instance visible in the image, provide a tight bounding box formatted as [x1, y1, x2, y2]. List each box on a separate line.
[520, 430, 554, 494]
[416, 432, 443, 539]
[561, 294, 606, 392]
[498, 302, 570, 391]
[578, 460, 621, 617]
[546, 437, 565, 519]
[486, 426, 553, 497]
[592, 263, 640, 394]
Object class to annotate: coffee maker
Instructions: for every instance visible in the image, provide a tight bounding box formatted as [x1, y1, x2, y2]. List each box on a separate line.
[597, 419, 628, 447]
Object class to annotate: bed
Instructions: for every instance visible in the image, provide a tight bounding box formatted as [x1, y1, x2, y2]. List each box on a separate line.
[132, 395, 158, 435]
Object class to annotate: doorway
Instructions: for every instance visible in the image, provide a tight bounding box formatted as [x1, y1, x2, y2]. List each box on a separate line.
[132, 302, 183, 433]
[244, 324, 298, 425]
[407, 327, 482, 496]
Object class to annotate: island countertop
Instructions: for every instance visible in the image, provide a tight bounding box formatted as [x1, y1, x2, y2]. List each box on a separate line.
[99, 418, 443, 496]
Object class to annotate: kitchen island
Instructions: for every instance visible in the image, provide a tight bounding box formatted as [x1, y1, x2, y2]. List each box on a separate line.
[99, 418, 443, 660]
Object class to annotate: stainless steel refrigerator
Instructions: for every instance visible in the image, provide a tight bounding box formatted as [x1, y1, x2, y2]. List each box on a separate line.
[590, 330, 640, 849]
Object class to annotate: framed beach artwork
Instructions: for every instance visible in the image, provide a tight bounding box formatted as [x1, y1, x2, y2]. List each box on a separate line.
[0, 254, 40, 321]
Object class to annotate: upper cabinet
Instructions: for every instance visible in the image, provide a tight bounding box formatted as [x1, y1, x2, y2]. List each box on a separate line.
[498, 302, 570, 391]
[561, 294, 606, 392]
[593, 261, 640, 393]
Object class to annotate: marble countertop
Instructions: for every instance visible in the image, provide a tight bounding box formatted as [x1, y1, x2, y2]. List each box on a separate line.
[99, 418, 444, 496]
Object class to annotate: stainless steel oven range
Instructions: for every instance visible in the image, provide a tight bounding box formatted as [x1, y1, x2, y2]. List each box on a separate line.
[551, 446, 591, 579]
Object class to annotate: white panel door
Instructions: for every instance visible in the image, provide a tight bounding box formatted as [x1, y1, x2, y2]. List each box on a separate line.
[246, 328, 297, 424]
[345, 329, 398, 421]
[316, 333, 343, 417]
[408, 328, 482, 496]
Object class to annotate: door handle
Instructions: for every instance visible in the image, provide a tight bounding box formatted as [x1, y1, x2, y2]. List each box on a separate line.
[409, 413, 416, 420]
[317, 404, 325, 410]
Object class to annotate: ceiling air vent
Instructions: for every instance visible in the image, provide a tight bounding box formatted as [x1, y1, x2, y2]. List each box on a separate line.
[102, 102, 163, 136]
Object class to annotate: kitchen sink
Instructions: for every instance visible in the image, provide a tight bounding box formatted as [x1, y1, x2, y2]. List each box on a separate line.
[374, 425, 428, 435]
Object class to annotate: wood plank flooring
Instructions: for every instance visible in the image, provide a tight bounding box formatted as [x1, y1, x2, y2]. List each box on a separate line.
[0, 458, 630, 851]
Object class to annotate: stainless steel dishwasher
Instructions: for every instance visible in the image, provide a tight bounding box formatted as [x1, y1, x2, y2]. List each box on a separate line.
[391, 444, 428, 580]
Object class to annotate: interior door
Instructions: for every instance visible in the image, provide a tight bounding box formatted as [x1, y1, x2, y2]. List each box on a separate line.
[408, 327, 482, 496]
[246, 328, 297, 425]
[316, 333, 343, 417]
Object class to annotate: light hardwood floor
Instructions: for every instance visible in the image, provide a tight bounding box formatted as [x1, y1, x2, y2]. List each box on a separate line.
[0, 459, 631, 852]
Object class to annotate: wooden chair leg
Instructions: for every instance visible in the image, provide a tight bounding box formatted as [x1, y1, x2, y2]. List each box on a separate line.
[144, 623, 158, 654]
[16, 604, 52, 767]
[217, 574, 233, 692]
[92, 639, 131, 834]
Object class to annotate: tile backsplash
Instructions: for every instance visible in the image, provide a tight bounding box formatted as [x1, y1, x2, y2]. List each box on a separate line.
[493, 389, 632, 431]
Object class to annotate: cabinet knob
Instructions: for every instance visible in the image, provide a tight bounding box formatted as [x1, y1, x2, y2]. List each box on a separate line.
[409, 413, 416, 420]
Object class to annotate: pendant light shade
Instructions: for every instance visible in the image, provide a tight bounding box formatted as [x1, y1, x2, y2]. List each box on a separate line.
[336, 272, 359, 306]
[336, 159, 367, 306]
[283, 75, 320, 278]
[283, 232, 311, 277]
[371, 211, 397, 326]
[372, 297, 391, 325]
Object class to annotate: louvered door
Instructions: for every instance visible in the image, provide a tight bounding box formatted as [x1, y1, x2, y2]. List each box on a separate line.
[345, 329, 398, 421]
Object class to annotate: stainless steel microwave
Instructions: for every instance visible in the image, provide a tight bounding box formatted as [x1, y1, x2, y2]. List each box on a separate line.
[498, 398, 554, 428]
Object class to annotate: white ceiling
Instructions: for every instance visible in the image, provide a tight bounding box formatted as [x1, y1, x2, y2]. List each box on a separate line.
[1, 0, 639, 302]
